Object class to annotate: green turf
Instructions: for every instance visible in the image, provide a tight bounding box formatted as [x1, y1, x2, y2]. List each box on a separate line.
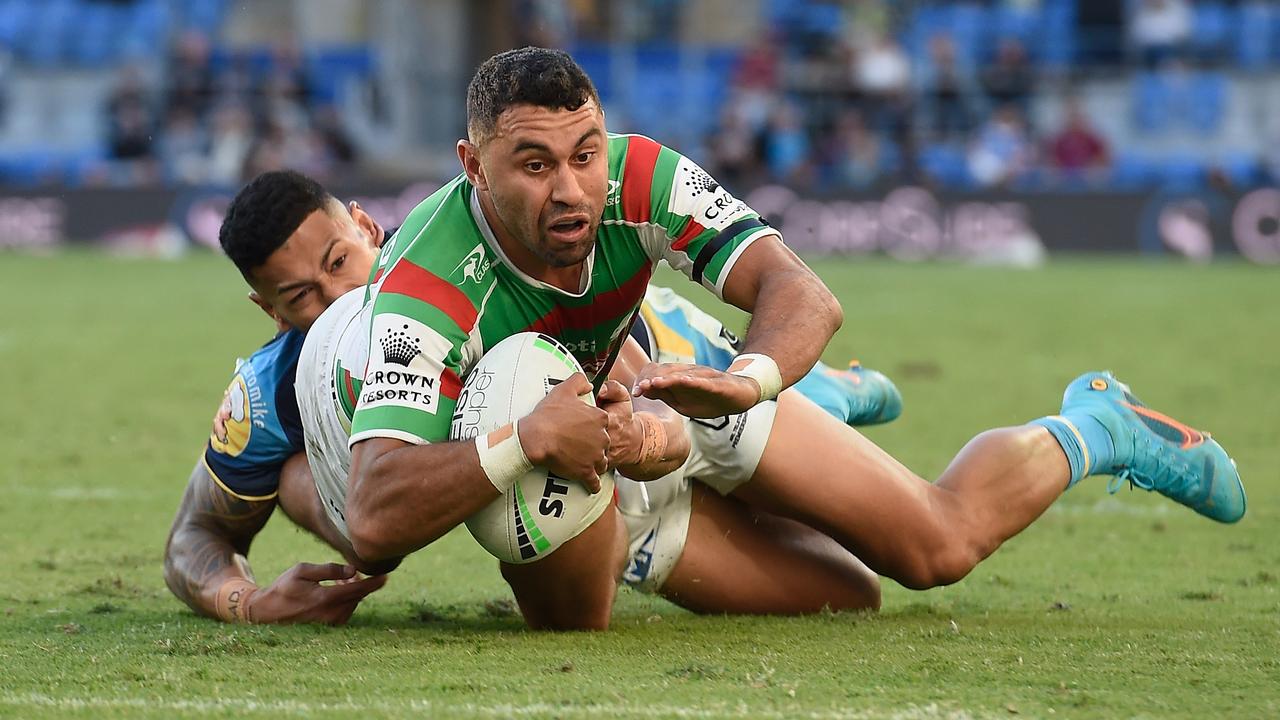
[0, 252, 1276, 719]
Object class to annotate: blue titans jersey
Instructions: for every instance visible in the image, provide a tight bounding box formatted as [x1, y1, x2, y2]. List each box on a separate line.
[629, 285, 740, 371]
[202, 329, 305, 500]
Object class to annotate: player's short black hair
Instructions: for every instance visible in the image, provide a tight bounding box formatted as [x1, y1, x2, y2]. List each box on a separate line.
[219, 170, 336, 280]
[466, 46, 600, 142]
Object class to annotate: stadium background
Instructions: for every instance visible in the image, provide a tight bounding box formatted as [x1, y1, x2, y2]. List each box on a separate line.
[0, 0, 1279, 263]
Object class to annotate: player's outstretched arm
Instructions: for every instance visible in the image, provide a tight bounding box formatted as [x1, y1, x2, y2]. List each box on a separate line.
[163, 462, 386, 624]
[346, 373, 611, 562]
[634, 237, 842, 417]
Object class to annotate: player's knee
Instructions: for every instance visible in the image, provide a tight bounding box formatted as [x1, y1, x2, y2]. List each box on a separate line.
[847, 567, 883, 611]
[897, 545, 981, 590]
[526, 607, 612, 632]
[500, 564, 615, 631]
[828, 575, 882, 612]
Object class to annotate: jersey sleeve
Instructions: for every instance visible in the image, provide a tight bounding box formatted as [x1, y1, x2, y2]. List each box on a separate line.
[201, 359, 297, 501]
[617, 135, 777, 299]
[348, 262, 473, 447]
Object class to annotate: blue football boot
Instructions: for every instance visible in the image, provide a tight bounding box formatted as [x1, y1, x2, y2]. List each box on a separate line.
[1060, 371, 1245, 523]
[794, 360, 903, 427]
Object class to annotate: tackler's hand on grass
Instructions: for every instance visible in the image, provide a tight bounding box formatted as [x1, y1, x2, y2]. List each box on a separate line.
[249, 563, 388, 626]
[519, 373, 610, 493]
[632, 362, 761, 418]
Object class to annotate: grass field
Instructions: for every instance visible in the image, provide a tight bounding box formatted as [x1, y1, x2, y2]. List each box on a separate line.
[0, 252, 1276, 719]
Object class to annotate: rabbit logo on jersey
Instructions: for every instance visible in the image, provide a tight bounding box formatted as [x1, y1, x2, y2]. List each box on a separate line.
[668, 157, 751, 231]
[358, 313, 451, 414]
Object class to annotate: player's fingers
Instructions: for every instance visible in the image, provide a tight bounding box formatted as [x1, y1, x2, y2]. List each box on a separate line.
[559, 372, 591, 396]
[596, 380, 629, 404]
[328, 573, 388, 601]
[295, 562, 356, 582]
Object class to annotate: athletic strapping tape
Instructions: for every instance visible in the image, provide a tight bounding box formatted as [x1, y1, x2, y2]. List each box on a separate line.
[214, 578, 257, 623]
[475, 420, 533, 494]
[728, 353, 783, 403]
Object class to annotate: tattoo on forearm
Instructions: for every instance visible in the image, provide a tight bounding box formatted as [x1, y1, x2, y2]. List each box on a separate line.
[164, 466, 274, 615]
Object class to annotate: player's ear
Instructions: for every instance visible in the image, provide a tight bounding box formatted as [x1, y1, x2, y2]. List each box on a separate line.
[458, 139, 488, 191]
[348, 200, 383, 249]
[247, 291, 288, 331]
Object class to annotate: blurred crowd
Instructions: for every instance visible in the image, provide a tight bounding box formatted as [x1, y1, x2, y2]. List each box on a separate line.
[699, 0, 1190, 191]
[5, 0, 1275, 192]
[518, 0, 1270, 192]
[101, 30, 357, 187]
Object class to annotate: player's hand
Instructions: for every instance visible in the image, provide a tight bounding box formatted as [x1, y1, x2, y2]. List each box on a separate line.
[519, 373, 609, 493]
[212, 390, 233, 443]
[597, 380, 641, 468]
[249, 562, 388, 626]
[631, 362, 761, 418]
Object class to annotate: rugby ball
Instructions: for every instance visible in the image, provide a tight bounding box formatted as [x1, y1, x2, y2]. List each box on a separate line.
[450, 332, 615, 564]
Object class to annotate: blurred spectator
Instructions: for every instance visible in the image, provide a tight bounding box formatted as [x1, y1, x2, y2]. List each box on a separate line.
[1130, 0, 1191, 68]
[164, 30, 214, 120]
[731, 30, 782, 130]
[265, 38, 314, 109]
[917, 34, 983, 140]
[515, 0, 574, 48]
[1047, 98, 1110, 181]
[852, 32, 912, 138]
[104, 65, 158, 183]
[707, 95, 765, 189]
[763, 102, 813, 186]
[981, 39, 1034, 118]
[206, 103, 254, 186]
[826, 109, 891, 189]
[313, 106, 359, 167]
[968, 104, 1033, 187]
[157, 107, 208, 184]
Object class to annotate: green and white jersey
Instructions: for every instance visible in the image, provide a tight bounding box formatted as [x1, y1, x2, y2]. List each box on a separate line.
[347, 133, 776, 447]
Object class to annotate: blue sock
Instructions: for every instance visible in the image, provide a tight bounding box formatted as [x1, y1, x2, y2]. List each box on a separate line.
[1031, 414, 1116, 487]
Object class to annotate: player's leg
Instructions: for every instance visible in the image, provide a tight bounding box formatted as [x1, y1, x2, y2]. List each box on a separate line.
[727, 391, 1070, 589]
[659, 483, 881, 615]
[731, 371, 1243, 589]
[500, 506, 629, 630]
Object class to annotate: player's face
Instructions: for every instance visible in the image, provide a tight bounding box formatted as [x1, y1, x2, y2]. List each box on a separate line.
[248, 202, 380, 331]
[469, 101, 608, 270]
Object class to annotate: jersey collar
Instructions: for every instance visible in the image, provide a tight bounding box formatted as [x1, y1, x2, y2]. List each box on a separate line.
[468, 187, 595, 298]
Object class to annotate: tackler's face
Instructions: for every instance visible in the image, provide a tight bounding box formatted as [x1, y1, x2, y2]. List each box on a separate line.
[247, 201, 381, 332]
[471, 100, 609, 270]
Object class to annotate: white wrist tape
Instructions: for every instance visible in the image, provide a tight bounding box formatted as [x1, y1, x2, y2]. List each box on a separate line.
[475, 419, 533, 494]
[729, 353, 783, 402]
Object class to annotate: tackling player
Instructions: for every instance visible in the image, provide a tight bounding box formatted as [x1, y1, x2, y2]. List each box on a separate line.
[164, 170, 899, 624]
[327, 48, 1245, 629]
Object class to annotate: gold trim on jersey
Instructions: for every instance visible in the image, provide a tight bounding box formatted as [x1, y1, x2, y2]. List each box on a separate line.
[200, 454, 279, 502]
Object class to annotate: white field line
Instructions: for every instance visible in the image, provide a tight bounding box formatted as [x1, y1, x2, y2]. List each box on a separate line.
[0, 692, 986, 720]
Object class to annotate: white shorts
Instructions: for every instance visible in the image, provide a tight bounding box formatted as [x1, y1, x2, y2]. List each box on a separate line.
[618, 399, 778, 592]
[295, 288, 369, 543]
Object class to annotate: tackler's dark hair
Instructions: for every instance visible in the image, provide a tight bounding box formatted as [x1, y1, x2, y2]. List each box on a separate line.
[219, 170, 335, 279]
